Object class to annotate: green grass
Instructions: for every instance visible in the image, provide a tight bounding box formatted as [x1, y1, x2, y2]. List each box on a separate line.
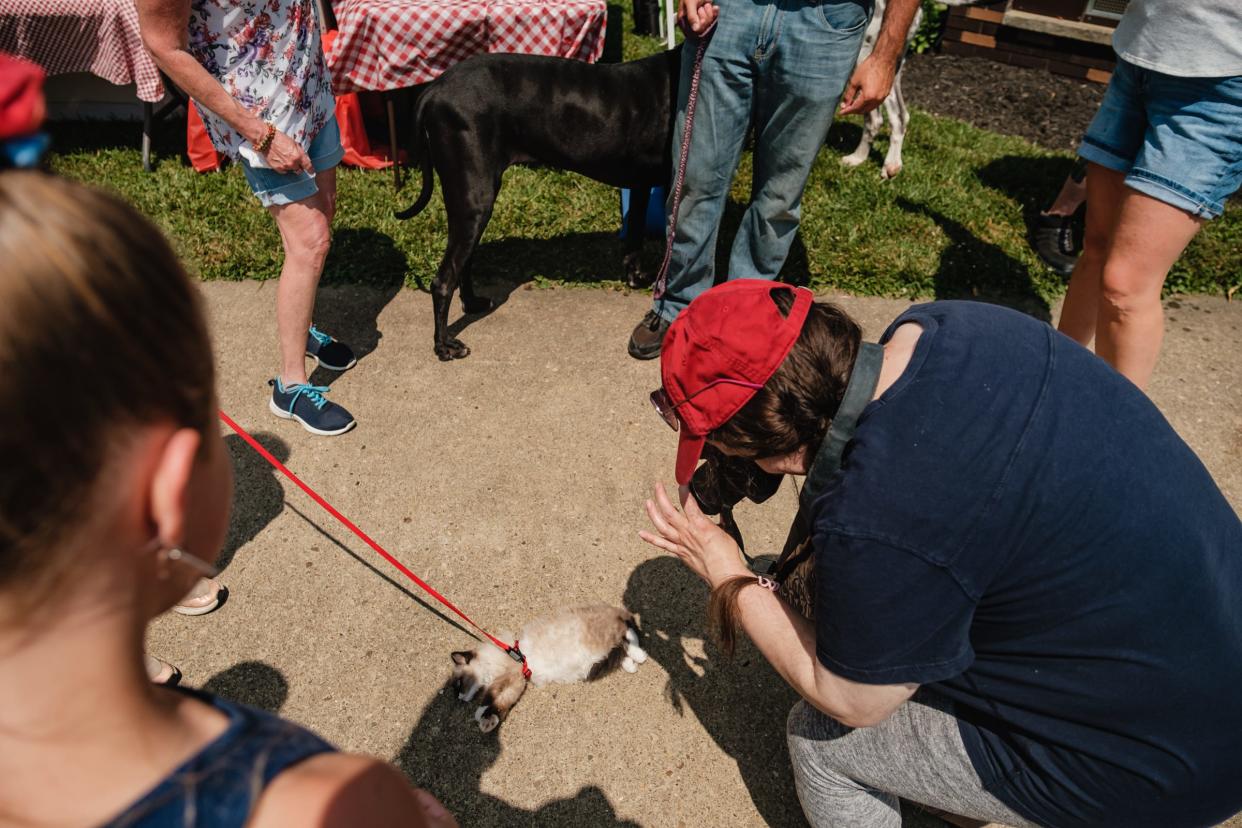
[47, 21, 1240, 314]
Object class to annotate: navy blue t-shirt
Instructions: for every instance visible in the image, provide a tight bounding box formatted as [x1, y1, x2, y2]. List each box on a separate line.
[811, 301, 1242, 828]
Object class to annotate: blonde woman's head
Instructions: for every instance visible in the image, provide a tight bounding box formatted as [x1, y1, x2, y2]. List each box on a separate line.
[0, 172, 230, 624]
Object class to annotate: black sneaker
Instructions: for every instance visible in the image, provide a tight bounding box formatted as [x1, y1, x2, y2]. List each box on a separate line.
[1033, 206, 1085, 277]
[269, 379, 357, 436]
[628, 309, 672, 360]
[306, 325, 357, 371]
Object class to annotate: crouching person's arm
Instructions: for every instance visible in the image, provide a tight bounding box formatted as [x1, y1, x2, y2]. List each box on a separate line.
[640, 482, 917, 728]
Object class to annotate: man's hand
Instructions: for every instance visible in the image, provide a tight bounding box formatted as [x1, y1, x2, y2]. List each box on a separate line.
[839, 0, 918, 115]
[677, 0, 718, 35]
[639, 482, 750, 588]
[838, 53, 897, 115]
[261, 129, 313, 175]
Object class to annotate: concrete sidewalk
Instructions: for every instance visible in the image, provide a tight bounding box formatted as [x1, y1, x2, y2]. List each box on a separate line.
[152, 284, 1241, 827]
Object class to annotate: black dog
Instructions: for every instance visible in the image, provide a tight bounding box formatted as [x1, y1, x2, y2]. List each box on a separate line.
[397, 47, 681, 361]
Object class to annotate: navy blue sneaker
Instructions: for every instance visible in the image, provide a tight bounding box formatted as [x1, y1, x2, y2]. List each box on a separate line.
[268, 379, 356, 436]
[306, 325, 357, 371]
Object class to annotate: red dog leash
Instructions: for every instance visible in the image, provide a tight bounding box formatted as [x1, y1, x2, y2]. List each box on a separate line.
[653, 22, 716, 300]
[217, 409, 531, 678]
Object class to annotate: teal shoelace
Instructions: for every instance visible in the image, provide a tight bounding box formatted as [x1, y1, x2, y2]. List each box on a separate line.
[308, 325, 333, 347]
[283, 382, 331, 411]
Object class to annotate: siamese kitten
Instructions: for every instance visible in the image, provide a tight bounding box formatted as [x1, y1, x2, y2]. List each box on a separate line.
[450, 604, 646, 732]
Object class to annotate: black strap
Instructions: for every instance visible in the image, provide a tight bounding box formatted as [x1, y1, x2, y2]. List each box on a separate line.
[751, 341, 884, 577]
[798, 341, 884, 513]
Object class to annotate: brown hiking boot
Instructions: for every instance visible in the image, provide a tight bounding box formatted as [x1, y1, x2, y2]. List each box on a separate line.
[628, 310, 671, 360]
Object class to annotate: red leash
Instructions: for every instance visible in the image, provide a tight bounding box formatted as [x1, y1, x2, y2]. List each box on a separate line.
[217, 409, 531, 679]
[653, 22, 715, 301]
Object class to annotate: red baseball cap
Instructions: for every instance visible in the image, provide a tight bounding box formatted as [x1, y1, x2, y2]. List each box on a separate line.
[0, 54, 45, 142]
[659, 280, 813, 484]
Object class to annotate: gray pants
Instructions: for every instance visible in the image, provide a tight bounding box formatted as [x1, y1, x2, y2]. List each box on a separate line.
[786, 693, 1041, 828]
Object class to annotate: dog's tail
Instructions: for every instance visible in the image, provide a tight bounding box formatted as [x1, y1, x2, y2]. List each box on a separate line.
[394, 87, 435, 221]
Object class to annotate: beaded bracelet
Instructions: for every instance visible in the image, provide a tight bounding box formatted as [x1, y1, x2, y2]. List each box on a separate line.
[254, 122, 276, 154]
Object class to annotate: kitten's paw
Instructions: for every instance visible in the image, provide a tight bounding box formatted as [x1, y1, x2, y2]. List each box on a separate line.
[475, 706, 500, 733]
[621, 656, 638, 673]
[628, 646, 648, 664]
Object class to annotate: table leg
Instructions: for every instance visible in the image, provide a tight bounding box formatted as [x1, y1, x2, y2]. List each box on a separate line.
[143, 100, 153, 172]
[386, 93, 401, 190]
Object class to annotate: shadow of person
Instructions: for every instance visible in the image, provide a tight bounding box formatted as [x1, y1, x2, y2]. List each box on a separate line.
[976, 155, 1082, 267]
[622, 556, 807, 827]
[393, 681, 641, 827]
[976, 155, 1080, 221]
[894, 196, 1051, 323]
[201, 661, 289, 713]
[439, 228, 646, 342]
[309, 227, 407, 386]
[219, 432, 289, 571]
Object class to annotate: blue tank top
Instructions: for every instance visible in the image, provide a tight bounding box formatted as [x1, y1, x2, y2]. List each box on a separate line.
[102, 688, 336, 827]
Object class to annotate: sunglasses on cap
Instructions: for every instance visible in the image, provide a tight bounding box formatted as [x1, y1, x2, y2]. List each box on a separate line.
[649, 377, 764, 432]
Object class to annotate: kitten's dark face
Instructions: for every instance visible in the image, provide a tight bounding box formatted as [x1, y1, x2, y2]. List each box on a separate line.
[450, 650, 478, 696]
[449, 649, 524, 733]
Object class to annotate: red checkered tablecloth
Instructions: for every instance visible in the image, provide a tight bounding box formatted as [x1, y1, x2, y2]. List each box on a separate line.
[0, 0, 164, 102]
[328, 0, 607, 95]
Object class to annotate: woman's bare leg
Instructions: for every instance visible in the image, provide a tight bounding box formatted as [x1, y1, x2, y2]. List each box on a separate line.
[1095, 188, 1203, 389]
[268, 167, 337, 386]
[1057, 164, 1126, 348]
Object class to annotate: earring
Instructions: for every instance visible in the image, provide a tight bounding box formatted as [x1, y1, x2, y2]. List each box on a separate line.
[164, 546, 221, 579]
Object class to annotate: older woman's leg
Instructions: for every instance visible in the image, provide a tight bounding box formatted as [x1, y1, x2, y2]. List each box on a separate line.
[268, 167, 336, 386]
[1093, 190, 1202, 390]
[786, 695, 1037, 828]
[1057, 163, 1126, 348]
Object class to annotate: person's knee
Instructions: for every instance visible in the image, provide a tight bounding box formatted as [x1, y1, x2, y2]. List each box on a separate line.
[1079, 217, 1112, 265]
[285, 212, 332, 269]
[1099, 261, 1161, 322]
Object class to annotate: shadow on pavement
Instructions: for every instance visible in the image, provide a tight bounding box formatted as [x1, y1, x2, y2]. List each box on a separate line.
[623, 556, 808, 827]
[394, 682, 641, 827]
[311, 229, 407, 386]
[894, 197, 1052, 323]
[975, 155, 1080, 231]
[285, 503, 481, 641]
[201, 660, 289, 713]
[219, 432, 289, 571]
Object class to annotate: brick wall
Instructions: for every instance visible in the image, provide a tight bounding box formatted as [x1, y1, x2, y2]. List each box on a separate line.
[941, 4, 1116, 84]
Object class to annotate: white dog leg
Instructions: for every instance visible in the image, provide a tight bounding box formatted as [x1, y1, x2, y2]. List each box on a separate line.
[842, 107, 882, 169]
[881, 73, 909, 180]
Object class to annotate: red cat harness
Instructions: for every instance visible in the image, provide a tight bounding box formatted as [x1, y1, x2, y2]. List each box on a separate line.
[218, 410, 532, 679]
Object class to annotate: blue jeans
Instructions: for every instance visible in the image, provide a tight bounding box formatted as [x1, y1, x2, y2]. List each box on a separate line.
[654, 0, 871, 321]
[1079, 59, 1242, 219]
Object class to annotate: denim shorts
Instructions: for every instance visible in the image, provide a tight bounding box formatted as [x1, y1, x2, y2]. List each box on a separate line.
[1079, 59, 1242, 219]
[240, 116, 345, 208]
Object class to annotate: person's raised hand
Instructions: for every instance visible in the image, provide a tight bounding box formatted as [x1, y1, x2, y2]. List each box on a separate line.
[838, 54, 896, 116]
[639, 482, 749, 588]
[262, 129, 313, 175]
[677, 0, 718, 35]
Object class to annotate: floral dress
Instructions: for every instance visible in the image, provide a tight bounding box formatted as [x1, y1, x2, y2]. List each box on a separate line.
[187, 0, 335, 168]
